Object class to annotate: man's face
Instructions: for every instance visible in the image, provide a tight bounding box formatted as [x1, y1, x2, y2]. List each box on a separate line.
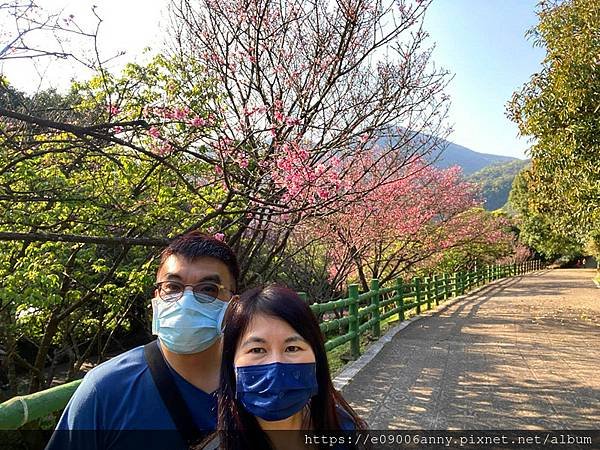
[155, 254, 236, 302]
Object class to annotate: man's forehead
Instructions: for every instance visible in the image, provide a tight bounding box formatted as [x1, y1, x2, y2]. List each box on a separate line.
[158, 255, 232, 281]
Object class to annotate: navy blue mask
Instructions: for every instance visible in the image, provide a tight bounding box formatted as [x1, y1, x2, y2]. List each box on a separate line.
[235, 362, 318, 421]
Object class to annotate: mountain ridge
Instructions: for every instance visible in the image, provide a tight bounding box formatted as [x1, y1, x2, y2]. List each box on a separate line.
[430, 139, 521, 176]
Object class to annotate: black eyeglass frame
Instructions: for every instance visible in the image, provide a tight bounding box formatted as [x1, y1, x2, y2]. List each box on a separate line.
[154, 280, 235, 303]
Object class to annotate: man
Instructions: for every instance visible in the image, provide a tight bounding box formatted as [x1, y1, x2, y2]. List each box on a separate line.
[47, 231, 239, 450]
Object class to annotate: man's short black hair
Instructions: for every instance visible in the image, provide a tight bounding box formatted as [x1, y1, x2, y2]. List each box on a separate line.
[159, 231, 240, 288]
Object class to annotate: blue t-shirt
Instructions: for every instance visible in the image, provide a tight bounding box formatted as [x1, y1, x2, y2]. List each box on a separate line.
[46, 345, 217, 450]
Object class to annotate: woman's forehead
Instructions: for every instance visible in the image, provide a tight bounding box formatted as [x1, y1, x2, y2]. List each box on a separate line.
[240, 313, 301, 341]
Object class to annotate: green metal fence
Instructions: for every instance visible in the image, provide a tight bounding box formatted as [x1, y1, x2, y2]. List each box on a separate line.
[310, 260, 543, 358]
[0, 259, 544, 429]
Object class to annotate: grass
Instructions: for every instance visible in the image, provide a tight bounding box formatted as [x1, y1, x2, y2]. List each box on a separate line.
[326, 303, 426, 377]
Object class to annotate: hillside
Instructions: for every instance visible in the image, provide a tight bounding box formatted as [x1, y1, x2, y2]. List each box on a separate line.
[430, 140, 518, 176]
[467, 159, 530, 210]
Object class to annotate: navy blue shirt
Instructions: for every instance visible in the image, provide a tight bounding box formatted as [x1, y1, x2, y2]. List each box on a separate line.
[46, 345, 217, 450]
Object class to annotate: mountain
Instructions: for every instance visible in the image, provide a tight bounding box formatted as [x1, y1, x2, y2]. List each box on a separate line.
[430, 140, 519, 176]
[467, 159, 530, 211]
[377, 133, 526, 209]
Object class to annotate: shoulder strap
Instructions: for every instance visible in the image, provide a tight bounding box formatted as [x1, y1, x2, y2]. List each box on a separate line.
[144, 340, 208, 446]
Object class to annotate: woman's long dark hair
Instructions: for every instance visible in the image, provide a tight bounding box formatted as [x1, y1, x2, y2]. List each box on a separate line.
[217, 285, 366, 449]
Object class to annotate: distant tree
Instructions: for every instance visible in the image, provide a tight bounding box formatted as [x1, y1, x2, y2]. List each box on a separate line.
[293, 158, 516, 292]
[509, 168, 582, 259]
[507, 0, 600, 247]
[583, 230, 600, 271]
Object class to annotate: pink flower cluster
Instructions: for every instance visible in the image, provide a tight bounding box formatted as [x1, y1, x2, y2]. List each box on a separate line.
[106, 104, 121, 115]
[143, 106, 209, 128]
[270, 142, 344, 204]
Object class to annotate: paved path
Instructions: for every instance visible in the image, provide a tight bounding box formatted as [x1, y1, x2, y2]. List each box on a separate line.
[341, 269, 600, 429]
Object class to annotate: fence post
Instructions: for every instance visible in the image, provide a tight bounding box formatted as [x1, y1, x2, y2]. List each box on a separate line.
[395, 278, 405, 321]
[443, 273, 450, 300]
[434, 275, 440, 306]
[348, 284, 361, 360]
[452, 272, 458, 297]
[414, 277, 422, 315]
[370, 279, 381, 339]
[424, 276, 432, 310]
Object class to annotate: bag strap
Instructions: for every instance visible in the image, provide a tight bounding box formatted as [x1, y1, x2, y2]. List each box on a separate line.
[144, 340, 207, 446]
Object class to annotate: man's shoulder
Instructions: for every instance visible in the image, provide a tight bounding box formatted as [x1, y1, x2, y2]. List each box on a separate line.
[84, 345, 148, 388]
[54, 345, 155, 432]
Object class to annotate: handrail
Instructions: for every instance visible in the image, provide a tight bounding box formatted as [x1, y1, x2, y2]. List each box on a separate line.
[0, 379, 82, 429]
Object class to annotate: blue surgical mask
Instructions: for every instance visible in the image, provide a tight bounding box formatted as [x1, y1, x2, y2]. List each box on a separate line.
[151, 290, 228, 354]
[235, 362, 318, 421]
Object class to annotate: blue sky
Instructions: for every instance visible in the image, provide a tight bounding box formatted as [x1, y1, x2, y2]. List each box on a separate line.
[424, 0, 546, 159]
[1, 0, 545, 159]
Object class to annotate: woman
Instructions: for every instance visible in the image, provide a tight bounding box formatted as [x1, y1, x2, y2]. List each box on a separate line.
[209, 284, 366, 450]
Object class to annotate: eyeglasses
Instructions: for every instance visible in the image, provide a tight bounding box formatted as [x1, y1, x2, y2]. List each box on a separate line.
[155, 280, 234, 303]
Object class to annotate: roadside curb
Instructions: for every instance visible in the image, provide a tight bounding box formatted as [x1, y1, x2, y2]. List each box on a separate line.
[332, 275, 520, 391]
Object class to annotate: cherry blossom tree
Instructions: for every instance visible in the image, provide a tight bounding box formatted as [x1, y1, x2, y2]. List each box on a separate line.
[293, 157, 516, 292]
[169, 0, 452, 280]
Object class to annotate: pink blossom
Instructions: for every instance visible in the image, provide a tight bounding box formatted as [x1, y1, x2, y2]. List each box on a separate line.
[173, 108, 189, 120]
[148, 127, 161, 138]
[213, 233, 225, 242]
[190, 117, 206, 127]
[316, 188, 330, 199]
[285, 117, 301, 126]
[106, 105, 120, 115]
[157, 143, 173, 156]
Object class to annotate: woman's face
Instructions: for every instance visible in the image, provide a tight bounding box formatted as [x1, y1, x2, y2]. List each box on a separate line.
[234, 313, 316, 367]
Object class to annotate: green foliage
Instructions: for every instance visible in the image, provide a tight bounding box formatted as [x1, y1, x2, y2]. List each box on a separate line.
[507, 0, 600, 247]
[467, 159, 530, 211]
[584, 230, 600, 267]
[0, 54, 230, 394]
[509, 168, 582, 259]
